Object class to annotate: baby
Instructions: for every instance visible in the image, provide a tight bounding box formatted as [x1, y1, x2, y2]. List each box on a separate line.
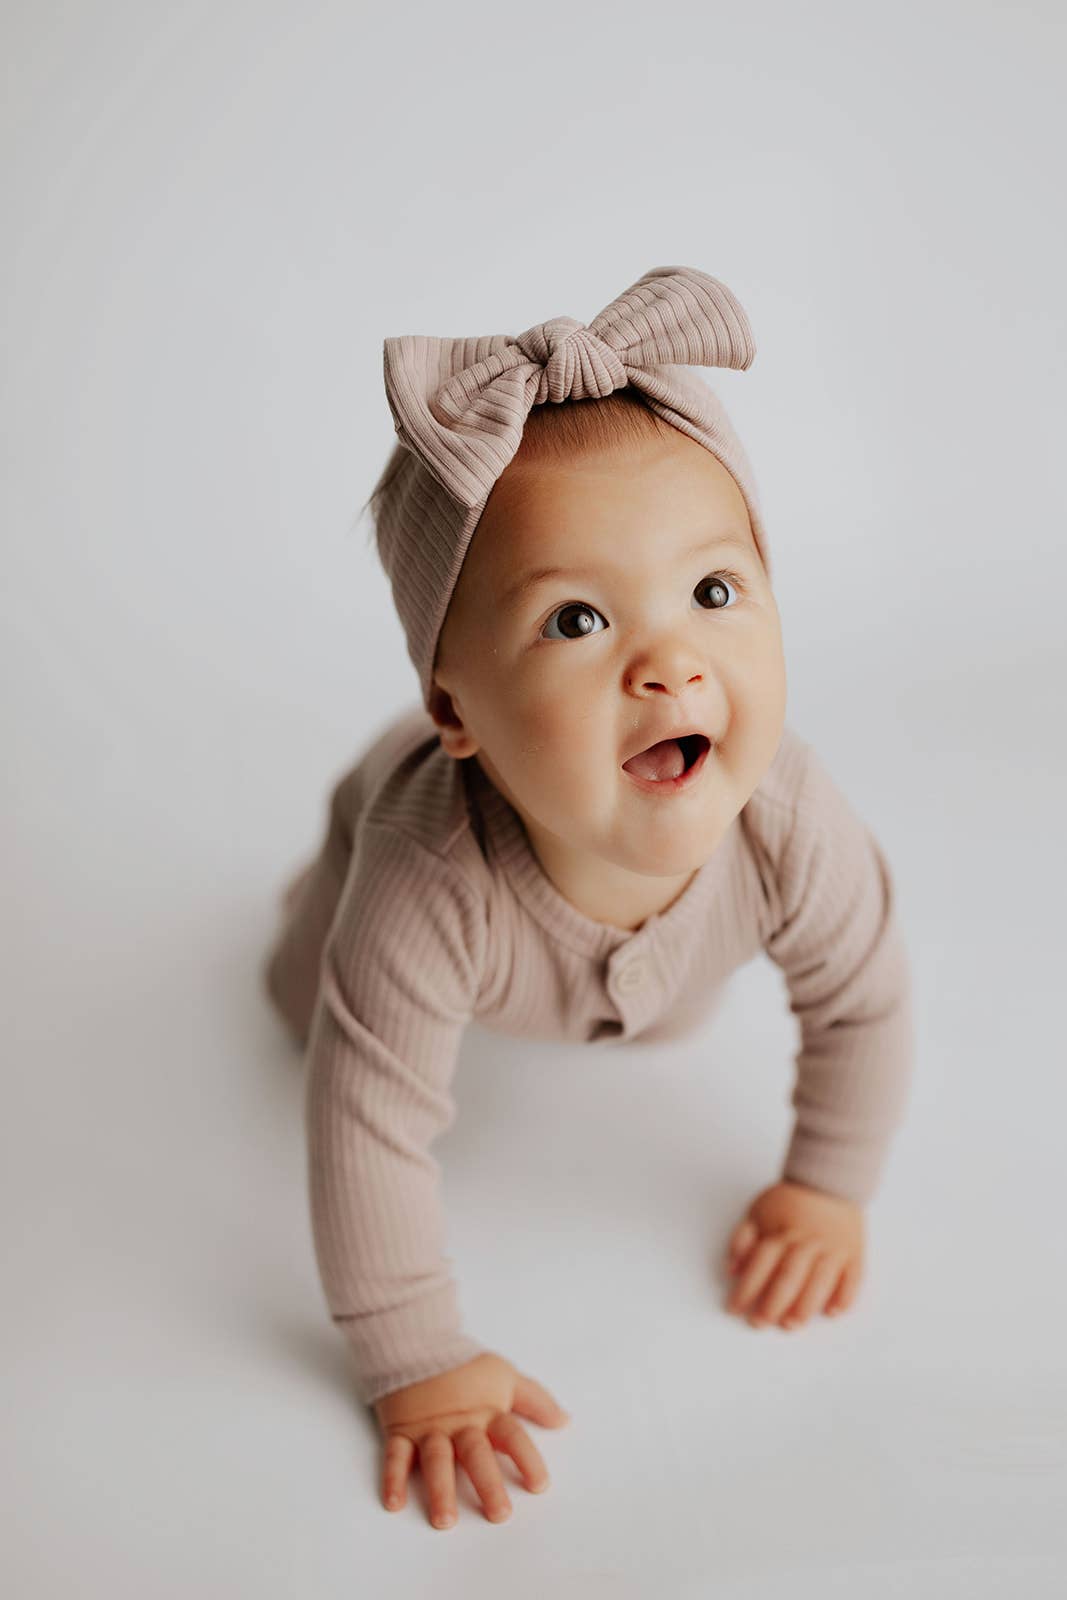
[262, 266, 914, 1531]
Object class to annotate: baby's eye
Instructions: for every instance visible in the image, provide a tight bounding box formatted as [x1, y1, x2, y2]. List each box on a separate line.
[541, 601, 608, 641]
[692, 571, 740, 611]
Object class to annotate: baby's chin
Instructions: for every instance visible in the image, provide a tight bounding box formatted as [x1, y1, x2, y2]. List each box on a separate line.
[609, 827, 728, 879]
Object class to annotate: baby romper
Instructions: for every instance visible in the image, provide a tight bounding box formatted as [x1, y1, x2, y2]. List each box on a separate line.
[263, 704, 914, 1403]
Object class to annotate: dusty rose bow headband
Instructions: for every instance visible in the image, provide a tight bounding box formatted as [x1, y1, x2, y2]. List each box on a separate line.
[370, 265, 770, 707]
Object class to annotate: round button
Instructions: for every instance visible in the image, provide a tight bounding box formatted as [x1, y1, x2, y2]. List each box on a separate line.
[615, 960, 646, 993]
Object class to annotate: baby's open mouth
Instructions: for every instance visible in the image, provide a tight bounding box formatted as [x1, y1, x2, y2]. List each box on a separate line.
[621, 733, 710, 783]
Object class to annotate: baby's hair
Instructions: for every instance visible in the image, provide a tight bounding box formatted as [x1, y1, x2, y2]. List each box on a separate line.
[512, 384, 678, 465]
[357, 386, 675, 548]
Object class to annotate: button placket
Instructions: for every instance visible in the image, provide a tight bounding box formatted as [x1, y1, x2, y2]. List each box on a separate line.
[608, 942, 662, 1040]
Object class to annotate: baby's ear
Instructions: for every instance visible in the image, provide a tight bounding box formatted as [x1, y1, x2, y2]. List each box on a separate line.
[427, 680, 480, 759]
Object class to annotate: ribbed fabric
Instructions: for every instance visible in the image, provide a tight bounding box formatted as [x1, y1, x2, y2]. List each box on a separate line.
[375, 266, 771, 707]
[264, 706, 915, 1406]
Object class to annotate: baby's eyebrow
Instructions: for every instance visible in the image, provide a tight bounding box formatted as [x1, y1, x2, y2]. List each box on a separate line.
[500, 534, 755, 608]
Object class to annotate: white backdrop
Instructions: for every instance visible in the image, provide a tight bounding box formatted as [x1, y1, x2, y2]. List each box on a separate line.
[3, 1, 1065, 1594]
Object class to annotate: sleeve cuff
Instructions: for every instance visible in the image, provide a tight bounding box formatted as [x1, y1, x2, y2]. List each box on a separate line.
[782, 1123, 894, 1209]
[334, 1277, 488, 1406]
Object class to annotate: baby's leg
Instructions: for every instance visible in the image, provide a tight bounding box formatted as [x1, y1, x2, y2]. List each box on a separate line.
[282, 863, 314, 915]
[262, 773, 359, 1051]
[262, 707, 438, 1049]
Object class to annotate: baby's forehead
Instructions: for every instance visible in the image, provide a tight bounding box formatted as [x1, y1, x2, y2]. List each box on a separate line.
[469, 440, 760, 587]
[484, 489, 758, 569]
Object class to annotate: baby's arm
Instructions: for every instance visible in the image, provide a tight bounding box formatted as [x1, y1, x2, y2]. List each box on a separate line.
[727, 742, 915, 1328]
[304, 821, 490, 1400]
[303, 822, 569, 1525]
[771, 741, 915, 1205]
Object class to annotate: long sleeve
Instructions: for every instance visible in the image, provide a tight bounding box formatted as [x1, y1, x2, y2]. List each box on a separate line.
[765, 744, 916, 1207]
[303, 820, 490, 1405]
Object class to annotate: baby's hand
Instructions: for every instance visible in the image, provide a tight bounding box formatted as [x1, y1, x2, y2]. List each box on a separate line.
[724, 1180, 865, 1330]
[373, 1351, 571, 1530]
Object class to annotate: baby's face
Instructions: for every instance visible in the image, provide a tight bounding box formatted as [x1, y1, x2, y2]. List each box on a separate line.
[431, 427, 787, 882]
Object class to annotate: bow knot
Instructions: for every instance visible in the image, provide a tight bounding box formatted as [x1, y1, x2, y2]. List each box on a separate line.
[514, 317, 629, 404]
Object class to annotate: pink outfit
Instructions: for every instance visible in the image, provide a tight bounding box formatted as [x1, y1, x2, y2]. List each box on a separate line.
[263, 705, 915, 1406]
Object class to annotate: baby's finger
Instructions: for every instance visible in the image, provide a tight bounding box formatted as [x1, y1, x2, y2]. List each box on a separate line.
[488, 1412, 551, 1493]
[727, 1238, 788, 1313]
[726, 1218, 759, 1270]
[511, 1372, 571, 1429]
[453, 1426, 512, 1523]
[781, 1253, 844, 1327]
[825, 1255, 864, 1316]
[382, 1432, 416, 1511]
[418, 1430, 459, 1530]
[753, 1241, 821, 1324]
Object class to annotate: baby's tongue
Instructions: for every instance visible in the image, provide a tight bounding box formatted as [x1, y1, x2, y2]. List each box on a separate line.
[622, 737, 686, 782]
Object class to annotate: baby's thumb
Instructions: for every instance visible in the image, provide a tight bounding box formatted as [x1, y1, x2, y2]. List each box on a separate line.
[511, 1372, 572, 1427]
